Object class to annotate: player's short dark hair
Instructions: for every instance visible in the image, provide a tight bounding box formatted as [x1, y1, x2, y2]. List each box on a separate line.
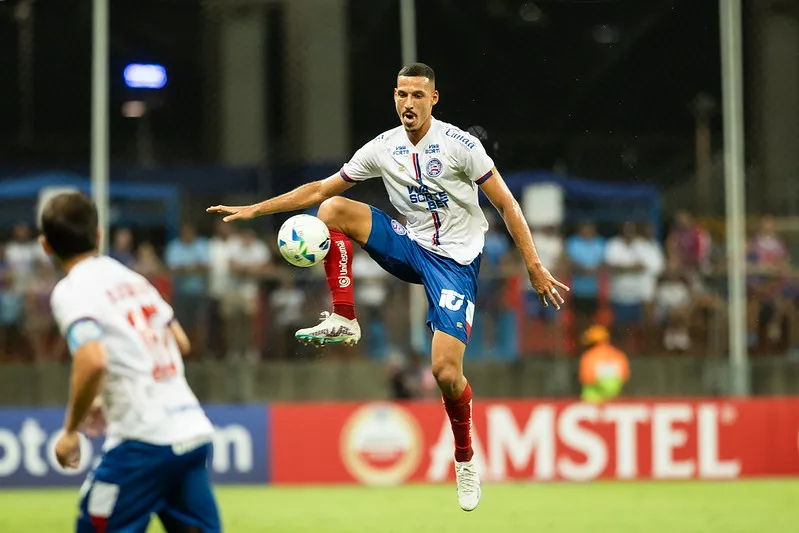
[40, 192, 98, 260]
[398, 62, 435, 82]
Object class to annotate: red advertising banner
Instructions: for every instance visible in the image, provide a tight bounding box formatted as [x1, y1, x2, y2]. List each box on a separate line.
[270, 398, 799, 485]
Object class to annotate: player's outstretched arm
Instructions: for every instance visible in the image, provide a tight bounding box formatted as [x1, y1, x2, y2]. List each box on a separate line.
[56, 340, 107, 469]
[207, 173, 355, 222]
[479, 167, 570, 309]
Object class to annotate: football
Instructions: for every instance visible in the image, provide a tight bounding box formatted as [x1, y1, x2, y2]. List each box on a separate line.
[277, 214, 331, 267]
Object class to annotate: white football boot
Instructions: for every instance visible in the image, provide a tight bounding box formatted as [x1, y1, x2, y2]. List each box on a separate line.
[295, 311, 361, 346]
[455, 459, 481, 511]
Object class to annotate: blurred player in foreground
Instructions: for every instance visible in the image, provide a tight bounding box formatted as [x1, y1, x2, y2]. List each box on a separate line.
[208, 63, 568, 511]
[41, 192, 221, 532]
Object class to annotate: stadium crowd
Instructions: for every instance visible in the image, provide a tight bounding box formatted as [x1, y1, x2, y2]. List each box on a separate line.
[0, 210, 796, 365]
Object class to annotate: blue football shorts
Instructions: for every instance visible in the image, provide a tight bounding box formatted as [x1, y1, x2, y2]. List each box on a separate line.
[362, 206, 481, 345]
[76, 440, 221, 533]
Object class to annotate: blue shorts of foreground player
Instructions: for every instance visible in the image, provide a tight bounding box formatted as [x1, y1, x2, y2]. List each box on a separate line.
[76, 440, 221, 533]
[362, 206, 481, 345]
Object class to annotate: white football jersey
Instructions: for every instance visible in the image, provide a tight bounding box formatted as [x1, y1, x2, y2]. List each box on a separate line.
[50, 256, 214, 451]
[341, 117, 495, 265]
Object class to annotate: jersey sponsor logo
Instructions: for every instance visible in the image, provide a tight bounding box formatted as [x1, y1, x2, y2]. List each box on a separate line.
[336, 240, 350, 287]
[425, 158, 443, 178]
[406, 184, 449, 210]
[392, 145, 409, 156]
[445, 129, 476, 150]
[439, 289, 466, 312]
[424, 144, 440, 154]
[391, 219, 408, 236]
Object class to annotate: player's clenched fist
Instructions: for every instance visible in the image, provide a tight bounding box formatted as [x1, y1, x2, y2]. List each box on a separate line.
[55, 431, 82, 469]
[529, 264, 570, 310]
[206, 204, 259, 222]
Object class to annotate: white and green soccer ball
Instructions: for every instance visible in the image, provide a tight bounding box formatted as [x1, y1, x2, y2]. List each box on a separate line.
[277, 214, 331, 267]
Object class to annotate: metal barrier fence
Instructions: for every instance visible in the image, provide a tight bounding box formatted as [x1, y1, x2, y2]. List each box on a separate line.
[3, 356, 799, 407]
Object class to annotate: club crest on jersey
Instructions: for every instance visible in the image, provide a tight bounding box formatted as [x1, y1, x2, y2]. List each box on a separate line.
[426, 158, 443, 178]
[391, 219, 408, 236]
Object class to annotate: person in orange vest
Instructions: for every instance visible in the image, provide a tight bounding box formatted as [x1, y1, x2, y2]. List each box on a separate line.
[579, 325, 630, 403]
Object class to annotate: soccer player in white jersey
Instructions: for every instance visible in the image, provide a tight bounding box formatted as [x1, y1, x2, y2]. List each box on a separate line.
[42, 193, 221, 532]
[208, 63, 568, 511]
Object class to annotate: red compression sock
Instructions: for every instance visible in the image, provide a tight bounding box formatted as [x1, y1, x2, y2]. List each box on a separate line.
[324, 228, 356, 320]
[443, 382, 474, 463]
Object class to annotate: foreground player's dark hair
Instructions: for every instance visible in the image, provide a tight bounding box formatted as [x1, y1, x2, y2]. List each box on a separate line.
[40, 192, 98, 260]
[398, 62, 435, 82]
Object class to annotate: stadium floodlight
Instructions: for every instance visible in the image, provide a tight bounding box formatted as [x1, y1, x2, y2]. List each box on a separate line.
[123, 63, 167, 89]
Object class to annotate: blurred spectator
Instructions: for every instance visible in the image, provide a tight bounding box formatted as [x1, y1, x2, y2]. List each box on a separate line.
[387, 350, 436, 400]
[352, 248, 390, 359]
[655, 260, 694, 352]
[637, 223, 666, 306]
[0, 245, 23, 360]
[6, 223, 45, 294]
[528, 225, 563, 320]
[269, 276, 306, 360]
[133, 242, 166, 281]
[110, 228, 136, 268]
[24, 260, 60, 362]
[565, 222, 606, 333]
[133, 242, 171, 303]
[483, 216, 511, 267]
[636, 223, 666, 350]
[667, 210, 711, 279]
[224, 228, 271, 360]
[532, 225, 564, 277]
[165, 224, 210, 356]
[747, 216, 788, 270]
[0, 246, 9, 358]
[605, 222, 646, 350]
[578, 325, 629, 403]
[476, 220, 515, 358]
[4, 223, 43, 357]
[208, 221, 240, 358]
[746, 216, 793, 352]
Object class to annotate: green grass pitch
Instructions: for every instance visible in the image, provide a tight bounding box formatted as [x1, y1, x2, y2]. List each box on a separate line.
[1, 481, 797, 532]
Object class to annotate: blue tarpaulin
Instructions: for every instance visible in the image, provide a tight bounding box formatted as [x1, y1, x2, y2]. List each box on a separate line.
[501, 170, 659, 200]
[489, 170, 662, 235]
[0, 173, 180, 239]
[0, 167, 661, 240]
